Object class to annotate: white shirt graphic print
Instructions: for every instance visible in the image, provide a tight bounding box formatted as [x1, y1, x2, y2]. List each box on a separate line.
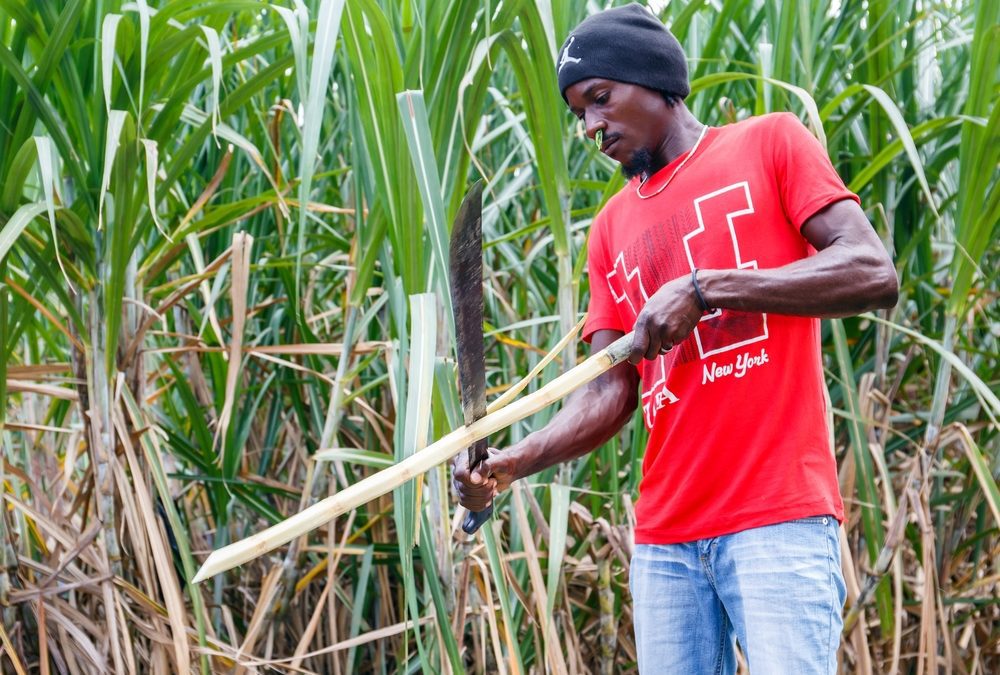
[603, 180, 770, 428]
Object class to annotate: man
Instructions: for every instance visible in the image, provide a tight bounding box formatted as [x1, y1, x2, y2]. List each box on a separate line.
[454, 4, 898, 673]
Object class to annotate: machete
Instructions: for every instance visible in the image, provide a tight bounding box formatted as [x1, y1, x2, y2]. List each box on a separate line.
[449, 179, 493, 534]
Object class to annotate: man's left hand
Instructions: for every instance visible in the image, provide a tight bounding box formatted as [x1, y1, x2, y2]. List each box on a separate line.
[628, 275, 704, 365]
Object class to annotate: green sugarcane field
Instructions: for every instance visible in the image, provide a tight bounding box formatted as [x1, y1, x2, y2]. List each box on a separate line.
[0, 0, 997, 673]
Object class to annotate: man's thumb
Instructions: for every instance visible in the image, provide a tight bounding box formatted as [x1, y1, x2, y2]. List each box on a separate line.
[481, 453, 509, 478]
[471, 459, 494, 484]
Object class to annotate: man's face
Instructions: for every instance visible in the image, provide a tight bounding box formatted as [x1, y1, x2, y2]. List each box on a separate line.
[565, 78, 668, 178]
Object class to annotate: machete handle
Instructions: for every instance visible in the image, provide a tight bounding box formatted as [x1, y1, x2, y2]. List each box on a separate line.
[462, 502, 494, 534]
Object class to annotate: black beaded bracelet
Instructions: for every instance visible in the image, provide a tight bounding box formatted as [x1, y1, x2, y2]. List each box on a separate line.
[691, 268, 712, 313]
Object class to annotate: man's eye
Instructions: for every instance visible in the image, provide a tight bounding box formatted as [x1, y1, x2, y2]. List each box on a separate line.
[596, 94, 609, 105]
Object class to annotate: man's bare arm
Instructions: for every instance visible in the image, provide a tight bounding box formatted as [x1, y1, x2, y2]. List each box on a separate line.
[453, 329, 639, 511]
[701, 199, 899, 316]
[628, 198, 899, 362]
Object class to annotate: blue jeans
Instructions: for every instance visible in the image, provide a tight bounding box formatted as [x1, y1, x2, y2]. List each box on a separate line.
[630, 516, 846, 674]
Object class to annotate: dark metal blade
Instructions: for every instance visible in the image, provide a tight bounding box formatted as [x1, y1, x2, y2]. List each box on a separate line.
[449, 180, 492, 533]
[450, 180, 487, 457]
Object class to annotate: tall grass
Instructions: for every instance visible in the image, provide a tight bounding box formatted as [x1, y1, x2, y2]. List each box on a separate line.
[0, 0, 996, 672]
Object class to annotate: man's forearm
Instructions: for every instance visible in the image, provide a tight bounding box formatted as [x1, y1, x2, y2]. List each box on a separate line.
[697, 199, 898, 318]
[698, 241, 898, 318]
[506, 364, 638, 481]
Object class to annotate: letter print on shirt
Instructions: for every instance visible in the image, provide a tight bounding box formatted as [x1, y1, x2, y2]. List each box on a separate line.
[606, 251, 680, 423]
[642, 351, 680, 427]
[684, 181, 768, 358]
[606, 251, 648, 315]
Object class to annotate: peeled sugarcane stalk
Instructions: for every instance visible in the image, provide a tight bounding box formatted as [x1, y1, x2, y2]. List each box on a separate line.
[192, 331, 634, 583]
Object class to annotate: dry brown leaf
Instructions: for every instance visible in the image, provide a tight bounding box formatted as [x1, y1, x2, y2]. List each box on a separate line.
[115, 404, 191, 671]
[216, 231, 253, 453]
[5, 379, 79, 401]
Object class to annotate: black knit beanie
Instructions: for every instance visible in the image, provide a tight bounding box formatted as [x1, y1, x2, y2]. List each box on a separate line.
[557, 3, 689, 102]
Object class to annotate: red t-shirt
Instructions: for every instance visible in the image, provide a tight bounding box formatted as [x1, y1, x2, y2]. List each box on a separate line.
[584, 112, 852, 544]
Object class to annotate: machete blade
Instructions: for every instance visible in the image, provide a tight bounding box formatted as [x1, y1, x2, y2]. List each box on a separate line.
[449, 179, 492, 533]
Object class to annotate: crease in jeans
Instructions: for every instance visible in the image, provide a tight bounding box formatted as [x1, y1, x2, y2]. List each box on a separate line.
[824, 524, 836, 670]
[700, 538, 732, 675]
[713, 611, 730, 675]
[699, 538, 719, 591]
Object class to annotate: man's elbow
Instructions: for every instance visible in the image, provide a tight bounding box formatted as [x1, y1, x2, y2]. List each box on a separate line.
[865, 255, 899, 310]
[616, 386, 640, 426]
[596, 368, 639, 427]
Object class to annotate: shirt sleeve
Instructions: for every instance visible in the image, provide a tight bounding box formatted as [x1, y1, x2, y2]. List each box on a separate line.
[582, 212, 625, 343]
[770, 112, 860, 230]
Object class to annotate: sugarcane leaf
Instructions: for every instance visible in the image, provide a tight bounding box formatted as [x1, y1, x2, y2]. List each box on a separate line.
[101, 14, 123, 113]
[0, 202, 47, 262]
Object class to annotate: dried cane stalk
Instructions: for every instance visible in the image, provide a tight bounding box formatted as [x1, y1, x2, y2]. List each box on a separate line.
[192, 332, 634, 583]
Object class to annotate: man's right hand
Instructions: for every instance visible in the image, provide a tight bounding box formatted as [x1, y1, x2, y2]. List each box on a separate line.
[452, 447, 520, 512]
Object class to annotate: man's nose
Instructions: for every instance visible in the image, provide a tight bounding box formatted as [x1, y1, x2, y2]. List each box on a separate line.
[585, 114, 606, 140]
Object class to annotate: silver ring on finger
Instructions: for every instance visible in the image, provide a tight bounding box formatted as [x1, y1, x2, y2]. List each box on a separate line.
[659, 343, 673, 355]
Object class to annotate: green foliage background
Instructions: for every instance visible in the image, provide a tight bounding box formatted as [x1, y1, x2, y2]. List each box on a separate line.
[0, 0, 996, 672]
